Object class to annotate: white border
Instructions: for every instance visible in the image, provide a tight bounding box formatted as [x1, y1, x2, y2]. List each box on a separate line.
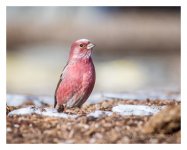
[0, 1, 6, 146]
[181, 1, 186, 145]
[0, 0, 184, 148]
[5, 0, 181, 6]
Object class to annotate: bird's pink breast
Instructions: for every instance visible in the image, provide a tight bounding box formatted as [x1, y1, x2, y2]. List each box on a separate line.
[56, 58, 95, 107]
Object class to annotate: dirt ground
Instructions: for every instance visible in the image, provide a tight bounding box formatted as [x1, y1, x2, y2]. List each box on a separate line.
[7, 98, 180, 144]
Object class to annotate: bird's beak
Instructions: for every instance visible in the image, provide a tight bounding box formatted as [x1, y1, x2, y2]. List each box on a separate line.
[87, 43, 95, 49]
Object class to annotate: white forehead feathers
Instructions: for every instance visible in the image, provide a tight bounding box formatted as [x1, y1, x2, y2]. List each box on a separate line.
[76, 39, 90, 43]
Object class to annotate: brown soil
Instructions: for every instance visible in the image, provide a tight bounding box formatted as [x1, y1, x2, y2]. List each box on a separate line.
[7, 99, 181, 144]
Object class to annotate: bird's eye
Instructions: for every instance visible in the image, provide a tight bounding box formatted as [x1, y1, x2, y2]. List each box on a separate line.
[80, 44, 83, 47]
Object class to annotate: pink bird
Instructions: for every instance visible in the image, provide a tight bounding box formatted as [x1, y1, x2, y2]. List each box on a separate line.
[54, 39, 96, 112]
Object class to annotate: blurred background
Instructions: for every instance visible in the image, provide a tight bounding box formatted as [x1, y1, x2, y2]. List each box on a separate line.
[7, 7, 180, 96]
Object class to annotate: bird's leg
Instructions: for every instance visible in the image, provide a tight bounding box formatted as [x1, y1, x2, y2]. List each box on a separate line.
[56, 104, 65, 113]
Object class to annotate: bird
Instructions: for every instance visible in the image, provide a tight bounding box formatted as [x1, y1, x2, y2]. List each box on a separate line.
[54, 39, 96, 112]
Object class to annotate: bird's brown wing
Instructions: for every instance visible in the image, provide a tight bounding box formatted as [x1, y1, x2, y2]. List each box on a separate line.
[54, 63, 69, 108]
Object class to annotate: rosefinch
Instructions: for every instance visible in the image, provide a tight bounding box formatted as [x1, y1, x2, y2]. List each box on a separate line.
[54, 39, 96, 112]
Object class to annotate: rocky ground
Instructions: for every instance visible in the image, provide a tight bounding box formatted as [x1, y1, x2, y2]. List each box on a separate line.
[7, 96, 181, 144]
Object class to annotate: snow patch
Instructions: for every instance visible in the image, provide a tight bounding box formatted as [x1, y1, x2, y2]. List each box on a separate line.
[87, 110, 112, 118]
[112, 104, 164, 116]
[8, 106, 78, 119]
[8, 104, 165, 119]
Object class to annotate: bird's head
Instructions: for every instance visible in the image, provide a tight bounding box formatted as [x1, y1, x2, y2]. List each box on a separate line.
[69, 39, 95, 60]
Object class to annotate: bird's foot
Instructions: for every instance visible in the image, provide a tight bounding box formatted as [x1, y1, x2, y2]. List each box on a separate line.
[56, 104, 65, 113]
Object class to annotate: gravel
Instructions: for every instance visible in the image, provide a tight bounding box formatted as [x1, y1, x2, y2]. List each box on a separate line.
[7, 98, 180, 144]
